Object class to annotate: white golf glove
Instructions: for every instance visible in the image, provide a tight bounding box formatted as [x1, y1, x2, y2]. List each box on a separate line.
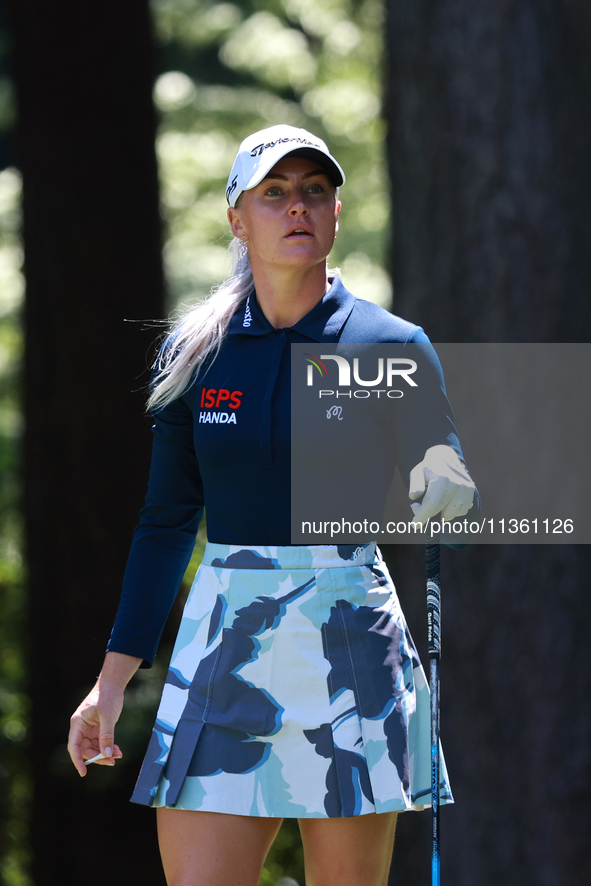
[409, 444, 475, 526]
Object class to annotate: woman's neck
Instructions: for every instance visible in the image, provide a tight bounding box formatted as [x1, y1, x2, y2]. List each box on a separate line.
[251, 262, 329, 329]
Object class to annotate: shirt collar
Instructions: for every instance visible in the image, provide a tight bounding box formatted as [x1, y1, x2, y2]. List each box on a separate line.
[227, 276, 356, 342]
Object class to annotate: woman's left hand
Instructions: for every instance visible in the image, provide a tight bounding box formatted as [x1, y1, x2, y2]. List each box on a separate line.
[408, 444, 475, 526]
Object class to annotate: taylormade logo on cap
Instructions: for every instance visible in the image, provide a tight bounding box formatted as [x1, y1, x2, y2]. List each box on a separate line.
[226, 124, 345, 207]
[248, 135, 322, 157]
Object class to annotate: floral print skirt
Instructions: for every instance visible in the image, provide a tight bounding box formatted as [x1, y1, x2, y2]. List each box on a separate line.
[131, 542, 453, 818]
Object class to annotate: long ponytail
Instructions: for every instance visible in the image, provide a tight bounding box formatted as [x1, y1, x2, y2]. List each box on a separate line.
[147, 239, 253, 411]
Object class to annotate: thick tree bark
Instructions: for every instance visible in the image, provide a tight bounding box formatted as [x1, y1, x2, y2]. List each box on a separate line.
[10, 2, 165, 883]
[385, 0, 591, 342]
[384, 2, 591, 885]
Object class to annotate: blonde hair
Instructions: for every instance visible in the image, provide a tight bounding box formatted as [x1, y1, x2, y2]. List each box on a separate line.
[147, 239, 253, 411]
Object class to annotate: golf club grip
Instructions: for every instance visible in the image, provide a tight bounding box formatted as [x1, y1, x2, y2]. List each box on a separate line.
[426, 544, 441, 658]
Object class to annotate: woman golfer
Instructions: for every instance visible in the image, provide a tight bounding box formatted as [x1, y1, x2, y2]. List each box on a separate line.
[68, 125, 475, 886]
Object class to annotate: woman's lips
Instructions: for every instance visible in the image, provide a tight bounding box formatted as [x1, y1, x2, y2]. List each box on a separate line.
[285, 228, 313, 238]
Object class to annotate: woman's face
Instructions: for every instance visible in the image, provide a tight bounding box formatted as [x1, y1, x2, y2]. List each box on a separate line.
[227, 156, 341, 274]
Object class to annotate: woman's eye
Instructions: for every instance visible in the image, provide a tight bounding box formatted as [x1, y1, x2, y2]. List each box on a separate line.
[307, 184, 324, 194]
[265, 187, 283, 196]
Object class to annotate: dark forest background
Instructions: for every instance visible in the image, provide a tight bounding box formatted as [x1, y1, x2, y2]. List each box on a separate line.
[0, 1, 590, 884]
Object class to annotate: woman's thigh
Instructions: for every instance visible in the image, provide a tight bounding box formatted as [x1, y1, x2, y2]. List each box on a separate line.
[299, 812, 398, 886]
[157, 808, 283, 886]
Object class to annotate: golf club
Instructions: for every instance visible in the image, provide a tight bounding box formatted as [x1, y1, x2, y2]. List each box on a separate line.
[426, 543, 441, 886]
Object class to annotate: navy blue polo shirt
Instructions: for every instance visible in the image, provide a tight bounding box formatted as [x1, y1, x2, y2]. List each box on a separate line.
[107, 277, 463, 666]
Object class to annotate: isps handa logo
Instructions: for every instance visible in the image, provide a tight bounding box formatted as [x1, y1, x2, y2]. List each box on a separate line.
[199, 388, 242, 424]
[304, 353, 417, 399]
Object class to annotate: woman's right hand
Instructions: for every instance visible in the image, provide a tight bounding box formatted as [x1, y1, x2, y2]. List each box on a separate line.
[67, 652, 142, 776]
[68, 682, 124, 775]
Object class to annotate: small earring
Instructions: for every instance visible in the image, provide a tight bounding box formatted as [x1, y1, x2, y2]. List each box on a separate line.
[241, 235, 248, 242]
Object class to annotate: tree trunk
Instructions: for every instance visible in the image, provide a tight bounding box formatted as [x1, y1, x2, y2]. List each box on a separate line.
[384, 2, 591, 884]
[385, 0, 591, 342]
[10, 1, 166, 882]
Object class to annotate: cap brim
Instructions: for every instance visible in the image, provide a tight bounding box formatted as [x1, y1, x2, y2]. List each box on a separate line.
[282, 148, 345, 187]
[242, 147, 345, 196]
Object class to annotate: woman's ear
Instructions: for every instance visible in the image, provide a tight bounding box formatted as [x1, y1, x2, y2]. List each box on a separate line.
[227, 206, 247, 240]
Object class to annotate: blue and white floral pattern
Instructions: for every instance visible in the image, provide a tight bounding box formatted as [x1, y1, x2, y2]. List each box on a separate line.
[131, 543, 452, 817]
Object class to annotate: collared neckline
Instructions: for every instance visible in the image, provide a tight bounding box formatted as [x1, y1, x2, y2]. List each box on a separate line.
[227, 276, 356, 343]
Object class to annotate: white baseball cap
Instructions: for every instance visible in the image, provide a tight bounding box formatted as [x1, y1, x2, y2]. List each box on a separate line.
[225, 124, 346, 207]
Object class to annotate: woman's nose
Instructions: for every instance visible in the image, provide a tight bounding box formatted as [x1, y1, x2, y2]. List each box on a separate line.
[289, 199, 308, 215]
[289, 190, 308, 215]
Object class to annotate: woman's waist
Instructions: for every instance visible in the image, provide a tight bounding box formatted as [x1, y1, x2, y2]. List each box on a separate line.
[202, 541, 380, 570]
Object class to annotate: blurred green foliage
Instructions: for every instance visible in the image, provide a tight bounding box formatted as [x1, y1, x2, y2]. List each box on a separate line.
[0, 1, 389, 883]
[0, 13, 26, 886]
[0, 164, 28, 885]
[0, 2, 16, 170]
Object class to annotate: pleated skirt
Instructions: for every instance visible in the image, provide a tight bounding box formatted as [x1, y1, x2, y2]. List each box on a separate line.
[131, 542, 453, 818]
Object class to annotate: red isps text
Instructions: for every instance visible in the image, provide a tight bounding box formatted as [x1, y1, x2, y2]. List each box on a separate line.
[200, 388, 243, 409]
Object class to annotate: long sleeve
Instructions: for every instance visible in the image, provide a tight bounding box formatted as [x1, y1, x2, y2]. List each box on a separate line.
[395, 329, 463, 484]
[107, 392, 205, 667]
[396, 330, 481, 546]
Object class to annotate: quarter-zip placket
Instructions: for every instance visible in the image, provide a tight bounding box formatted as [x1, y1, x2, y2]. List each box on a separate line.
[260, 329, 288, 469]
